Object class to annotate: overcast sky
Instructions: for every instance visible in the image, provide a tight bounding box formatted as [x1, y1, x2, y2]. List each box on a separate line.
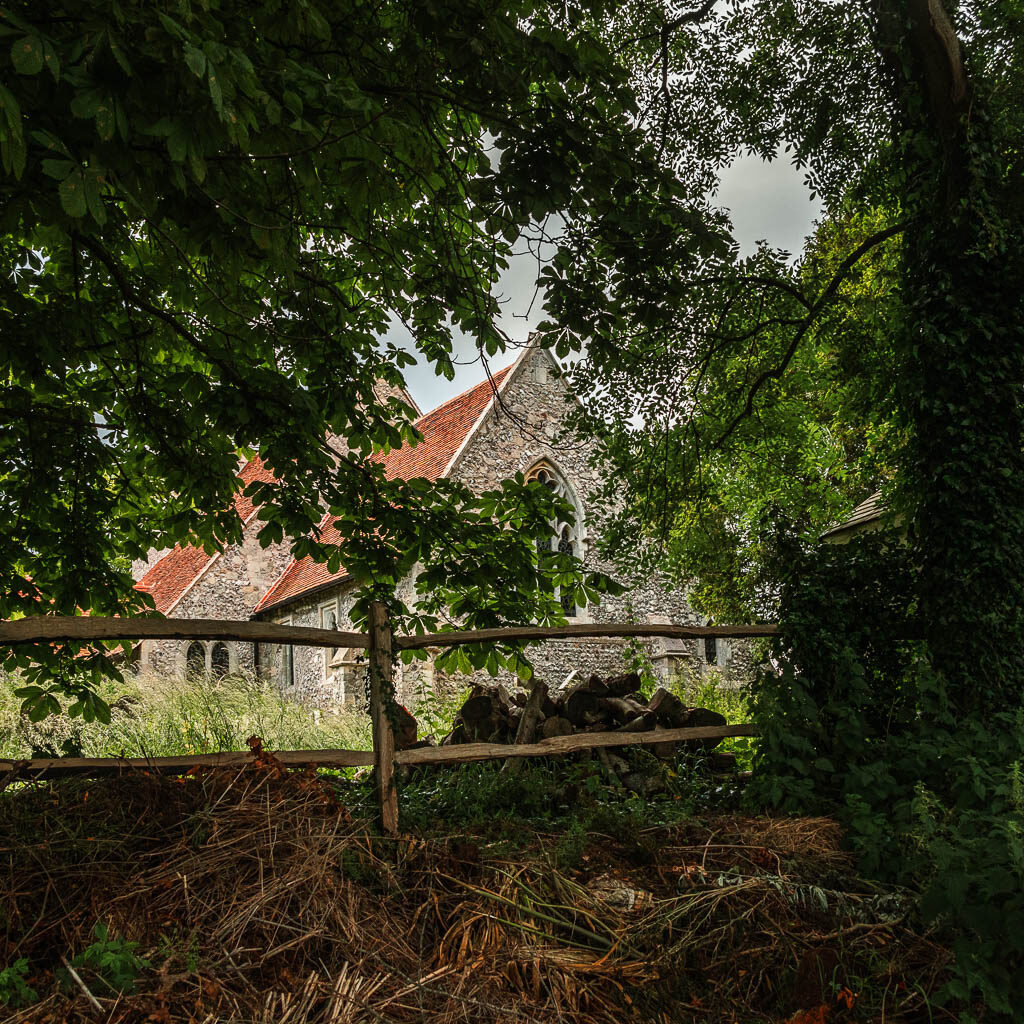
[399, 152, 822, 414]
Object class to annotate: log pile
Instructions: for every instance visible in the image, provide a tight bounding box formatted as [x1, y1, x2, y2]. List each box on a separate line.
[436, 672, 738, 780]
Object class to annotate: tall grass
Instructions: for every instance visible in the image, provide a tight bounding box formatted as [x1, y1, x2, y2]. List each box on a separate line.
[0, 671, 372, 759]
[669, 666, 751, 723]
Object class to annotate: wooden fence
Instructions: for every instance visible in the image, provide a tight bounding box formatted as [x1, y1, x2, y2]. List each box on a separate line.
[0, 610, 778, 832]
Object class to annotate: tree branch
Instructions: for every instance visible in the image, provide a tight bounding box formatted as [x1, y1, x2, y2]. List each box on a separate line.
[712, 220, 907, 449]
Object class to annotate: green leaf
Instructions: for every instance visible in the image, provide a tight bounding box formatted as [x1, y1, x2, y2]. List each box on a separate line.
[208, 67, 223, 114]
[16, 686, 61, 722]
[70, 89, 103, 120]
[2, 131, 26, 178]
[84, 167, 106, 225]
[41, 157, 73, 179]
[167, 122, 188, 163]
[58, 169, 88, 217]
[183, 43, 206, 79]
[10, 35, 43, 75]
[95, 101, 116, 141]
[41, 38, 60, 80]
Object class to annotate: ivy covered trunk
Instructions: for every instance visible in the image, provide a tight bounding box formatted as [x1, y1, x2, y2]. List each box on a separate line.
[882, 0, 1024, 712]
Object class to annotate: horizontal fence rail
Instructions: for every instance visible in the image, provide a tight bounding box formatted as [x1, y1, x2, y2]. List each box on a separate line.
[0, 616, 371, 649]
[0, 608, 776, 831]
[0, 615, 779, 649]
[395, 622, 779, 649]
[0, 724, 758, 782]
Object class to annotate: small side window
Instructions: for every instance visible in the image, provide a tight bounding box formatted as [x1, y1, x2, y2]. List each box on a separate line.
[211, 642, 230, 678]
[704, 635, 717, 665]
[186, 641, 206, 677]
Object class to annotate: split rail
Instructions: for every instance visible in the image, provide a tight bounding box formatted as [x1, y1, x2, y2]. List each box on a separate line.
[0, 608, 778, 832]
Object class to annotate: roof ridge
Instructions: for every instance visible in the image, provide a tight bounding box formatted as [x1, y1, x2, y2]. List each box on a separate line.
[252, 365, 516, 615]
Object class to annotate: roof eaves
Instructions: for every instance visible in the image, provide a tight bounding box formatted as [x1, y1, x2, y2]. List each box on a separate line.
[820, 491, 885, 538]
[253, 571, 353, 618]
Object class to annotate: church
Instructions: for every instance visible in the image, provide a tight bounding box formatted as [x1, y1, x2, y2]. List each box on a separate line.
[131, 346, 741, 706]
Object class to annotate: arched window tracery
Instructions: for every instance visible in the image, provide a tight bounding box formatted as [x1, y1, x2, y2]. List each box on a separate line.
[185, 641, 206, 677]
[526, 461, 583, 618]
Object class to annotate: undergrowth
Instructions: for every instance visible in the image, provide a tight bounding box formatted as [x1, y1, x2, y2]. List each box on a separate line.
[0, 764, 950, 1023]
[750, 531, 1024, 1022]
[390, 745, 738, 852]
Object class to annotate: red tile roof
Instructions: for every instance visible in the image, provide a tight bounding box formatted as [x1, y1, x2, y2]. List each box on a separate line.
[134, 543, 216, 615]
[253, 367, 511, 614]
[135, 457, 275, 615]
[234, 455, 275, 522]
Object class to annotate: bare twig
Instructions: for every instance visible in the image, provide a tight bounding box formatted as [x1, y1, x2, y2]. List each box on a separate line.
[59, 955, 103, 1014]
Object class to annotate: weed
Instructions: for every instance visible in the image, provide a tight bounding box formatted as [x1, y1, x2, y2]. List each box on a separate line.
[156, 928, 201, 973]
[63, 921, 151, 995]
[409, 685, 468, 742]
[0, 958, 37, 1008]
[553, 817, 588, 870]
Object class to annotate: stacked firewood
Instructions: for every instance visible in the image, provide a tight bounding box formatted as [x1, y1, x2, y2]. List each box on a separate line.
[438, 672, 736, 774]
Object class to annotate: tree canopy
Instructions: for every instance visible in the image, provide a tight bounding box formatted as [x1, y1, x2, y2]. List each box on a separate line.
[0, 0, 724, 708]
[554, 0, 1024, 705]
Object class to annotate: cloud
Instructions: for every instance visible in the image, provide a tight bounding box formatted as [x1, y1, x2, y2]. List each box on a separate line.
[397, 153, 820, 412]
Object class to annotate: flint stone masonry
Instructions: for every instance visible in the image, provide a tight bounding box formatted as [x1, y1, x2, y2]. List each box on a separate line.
[137, 522, 293, 679]
[254, 348, 753, 707]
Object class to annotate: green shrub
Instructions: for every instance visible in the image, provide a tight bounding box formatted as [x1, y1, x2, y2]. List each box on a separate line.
[748, 532, 1024, 1021]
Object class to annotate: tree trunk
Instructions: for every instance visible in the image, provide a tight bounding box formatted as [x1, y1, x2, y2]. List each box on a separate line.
[875, 0, 1024, 712]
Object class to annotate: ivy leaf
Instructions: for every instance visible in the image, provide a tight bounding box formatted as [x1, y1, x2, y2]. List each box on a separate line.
[10, 35, 43, 75]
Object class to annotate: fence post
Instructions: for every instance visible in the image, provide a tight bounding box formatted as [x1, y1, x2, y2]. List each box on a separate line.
[368, 601, 398, 835]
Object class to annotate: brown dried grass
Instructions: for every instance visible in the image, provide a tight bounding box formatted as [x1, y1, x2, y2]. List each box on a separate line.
[0, 760, 952, 1024]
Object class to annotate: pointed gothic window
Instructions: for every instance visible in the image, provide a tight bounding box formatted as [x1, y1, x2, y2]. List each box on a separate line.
[186, 641, 206, 677]
[526, 462, 582, 618]
[211, 642, 230, 678]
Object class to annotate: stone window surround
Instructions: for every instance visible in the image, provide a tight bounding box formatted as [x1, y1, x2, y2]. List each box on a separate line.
[177, 639, 238, 677]
[319, 598, 359, 702]
[525, 458, 589, 624]
[700, 620, 730, 669]
[279, 615, 295, 689]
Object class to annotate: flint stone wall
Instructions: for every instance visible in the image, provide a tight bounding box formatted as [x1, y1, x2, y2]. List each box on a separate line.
[137, 523, 293, 680]
[256, 349, 753, 708]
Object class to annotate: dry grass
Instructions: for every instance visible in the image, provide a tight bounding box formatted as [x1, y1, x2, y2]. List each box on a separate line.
[0, 757, 954, 1024]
